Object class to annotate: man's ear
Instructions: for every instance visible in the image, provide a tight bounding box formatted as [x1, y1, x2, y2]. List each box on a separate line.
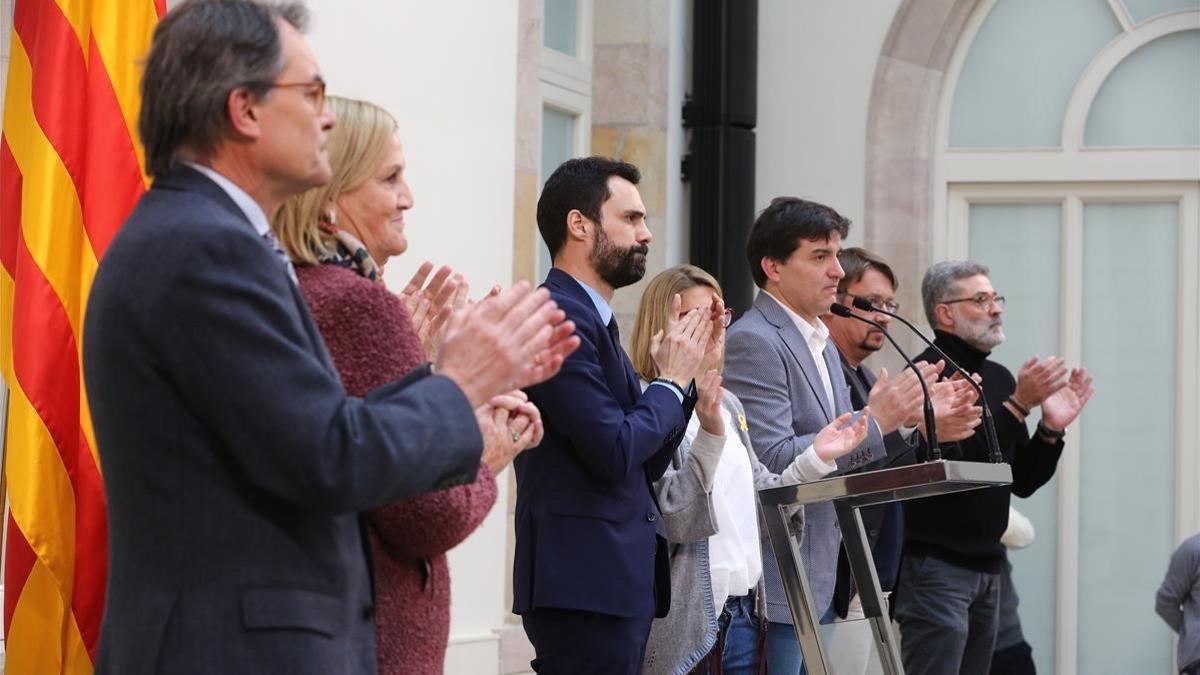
[226, 87, 263, 140]
[760, 257, 780, 283]
[566, 209, 589, 241]
[934, 303, 954, 330]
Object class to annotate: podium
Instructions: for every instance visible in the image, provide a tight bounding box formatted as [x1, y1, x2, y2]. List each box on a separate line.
[757, 460, 1013, 675]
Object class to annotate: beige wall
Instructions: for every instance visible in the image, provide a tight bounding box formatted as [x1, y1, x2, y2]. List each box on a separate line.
[305, 3, 520, 672]
[756, 0, 904, 242]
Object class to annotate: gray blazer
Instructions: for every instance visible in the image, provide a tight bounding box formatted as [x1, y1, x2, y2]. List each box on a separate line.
[1157, 532, 1200, 671]
[723, 291, 885, 623]
[643, 389, 810, 675]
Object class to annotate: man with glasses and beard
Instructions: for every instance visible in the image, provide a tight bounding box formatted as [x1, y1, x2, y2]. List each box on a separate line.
[894, 260, 1094, 675]
[513, 157, 721, 673]
[823, 248, 983, 675]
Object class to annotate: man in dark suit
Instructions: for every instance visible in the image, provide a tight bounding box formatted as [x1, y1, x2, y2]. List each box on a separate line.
[824, 247, 982, 674]
[514, 157, 718, 674]
[82, 2, 576, 673]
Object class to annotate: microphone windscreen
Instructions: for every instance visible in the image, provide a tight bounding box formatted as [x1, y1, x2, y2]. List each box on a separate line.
[850, 296, 875, 312]
[830, 303, 854, 317]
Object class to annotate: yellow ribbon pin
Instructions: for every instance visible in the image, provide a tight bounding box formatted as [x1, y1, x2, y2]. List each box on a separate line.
[737, 412, 749, 432]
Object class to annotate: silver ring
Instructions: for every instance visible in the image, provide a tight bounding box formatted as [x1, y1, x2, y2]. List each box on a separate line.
[511, 428, 521, 443]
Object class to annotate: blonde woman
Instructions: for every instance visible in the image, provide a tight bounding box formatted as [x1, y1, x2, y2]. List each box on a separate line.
[273, 96, 540, 674]
[632, 265, 871, 675]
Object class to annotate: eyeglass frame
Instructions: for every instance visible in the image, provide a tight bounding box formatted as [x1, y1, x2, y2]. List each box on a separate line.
[940, 293, 1006, 310]
[247, 78, 327, 114]
[839, 293, 900, 314]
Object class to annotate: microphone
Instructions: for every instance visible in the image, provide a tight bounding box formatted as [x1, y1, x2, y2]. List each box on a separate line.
[829, 303, 940, 461]
[847, 296, 1003, 463]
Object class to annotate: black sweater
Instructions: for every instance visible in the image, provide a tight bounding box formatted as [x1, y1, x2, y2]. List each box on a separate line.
[902, 330, 1064, 573]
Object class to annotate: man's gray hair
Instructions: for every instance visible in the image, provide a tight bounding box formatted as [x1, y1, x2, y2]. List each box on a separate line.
[921, 260, 990, 327]
[139, 0, 309, 176]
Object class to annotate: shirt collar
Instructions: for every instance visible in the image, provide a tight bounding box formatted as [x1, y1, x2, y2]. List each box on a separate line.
[565, 273, 614, 326]
[760, 288, 830, 352]
[184, 162, 272, 238]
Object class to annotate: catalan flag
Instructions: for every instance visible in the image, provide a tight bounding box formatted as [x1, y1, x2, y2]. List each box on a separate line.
[1, 0, 164, 671]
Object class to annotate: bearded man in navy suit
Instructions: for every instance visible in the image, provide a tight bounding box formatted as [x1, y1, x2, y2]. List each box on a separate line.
[514, 157, 724, 674]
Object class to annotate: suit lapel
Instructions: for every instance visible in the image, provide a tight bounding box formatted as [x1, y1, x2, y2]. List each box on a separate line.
[755, 293, 833, 422]
[546, 269, 640, 403]
[160, 167, 338, 376]
[839, 355, 873, 412]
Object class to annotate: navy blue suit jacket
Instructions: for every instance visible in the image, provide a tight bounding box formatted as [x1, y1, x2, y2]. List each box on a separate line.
[513, 269, 693, 619]
[83, 166, 482, 674]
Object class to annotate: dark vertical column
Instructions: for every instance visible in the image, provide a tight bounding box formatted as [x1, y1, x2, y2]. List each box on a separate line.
[684, 0, 758, 312]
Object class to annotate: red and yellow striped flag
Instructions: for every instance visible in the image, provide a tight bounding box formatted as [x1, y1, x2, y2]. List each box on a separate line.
[2, 0, 164, 671]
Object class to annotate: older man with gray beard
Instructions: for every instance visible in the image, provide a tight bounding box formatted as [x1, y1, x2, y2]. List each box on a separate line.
[894, 260, 1094, 675]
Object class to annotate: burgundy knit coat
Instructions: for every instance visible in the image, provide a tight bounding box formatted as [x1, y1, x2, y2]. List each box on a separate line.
[297, 263, 497, 675]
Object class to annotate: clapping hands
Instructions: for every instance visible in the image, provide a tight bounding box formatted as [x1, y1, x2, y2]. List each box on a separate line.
[1040, 367, 1094, 431]
[650, 293, 725, 388]
[928, 372, 983, 442]
[398, 262, 465, 361]
[813, 409, 872, 463]
[435, 280, 580, 408]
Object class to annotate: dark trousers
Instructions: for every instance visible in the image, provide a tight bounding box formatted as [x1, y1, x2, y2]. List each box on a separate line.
[522, 607, 653, 675]
[895, 554, 1001, 675]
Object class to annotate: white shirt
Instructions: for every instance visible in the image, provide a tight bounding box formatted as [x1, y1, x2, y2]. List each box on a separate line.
[760, 289, 836, 416]
[685, 410, 762, 606]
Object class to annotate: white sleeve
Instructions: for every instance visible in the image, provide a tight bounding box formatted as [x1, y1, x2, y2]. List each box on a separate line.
[1001, 505, 1036, 549]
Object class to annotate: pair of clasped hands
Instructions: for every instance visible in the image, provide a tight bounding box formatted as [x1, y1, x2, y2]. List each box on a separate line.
[394, 262, 580, 474]
[649, 295, 875, 464]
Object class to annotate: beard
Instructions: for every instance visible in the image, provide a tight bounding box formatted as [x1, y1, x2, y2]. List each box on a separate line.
[956, 311, 1005, 351]
[591, 226, 648, 289]
[859, 330, 885, 354]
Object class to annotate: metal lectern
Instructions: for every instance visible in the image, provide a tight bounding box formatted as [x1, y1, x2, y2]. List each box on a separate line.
[758, 460, 1013, 675]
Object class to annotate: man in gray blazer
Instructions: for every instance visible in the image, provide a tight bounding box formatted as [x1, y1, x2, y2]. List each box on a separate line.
[723, 198, 926, 675]
[83, 2, 575, 672]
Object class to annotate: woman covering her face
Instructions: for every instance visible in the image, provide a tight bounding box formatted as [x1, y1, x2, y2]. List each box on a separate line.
[631, 265, 869, 675]
[272, 96, 541, 675]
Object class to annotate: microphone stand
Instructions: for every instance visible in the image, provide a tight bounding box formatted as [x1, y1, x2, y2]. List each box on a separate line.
[847, 297, 1003, 464]
[830, 303, 939, 461]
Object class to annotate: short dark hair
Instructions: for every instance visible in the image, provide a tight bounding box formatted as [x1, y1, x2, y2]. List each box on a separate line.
[536, 156, 641, 259]
[837, 247, 897, 294]
[744, 197, 851, 288]
[139, 0, 309, 176]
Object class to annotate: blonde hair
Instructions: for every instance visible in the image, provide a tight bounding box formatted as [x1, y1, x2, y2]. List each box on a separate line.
[631, 264, 724, 382]
[272, 96, 398, 264]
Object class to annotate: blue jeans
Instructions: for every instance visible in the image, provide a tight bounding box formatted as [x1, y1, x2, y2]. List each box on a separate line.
[691, 594, 761, 675]
[766, 603, 838, 675]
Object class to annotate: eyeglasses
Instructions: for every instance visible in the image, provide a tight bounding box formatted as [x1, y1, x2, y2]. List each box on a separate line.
[680, 307, 734, 327]
[842, 294, 899, 314]
[254, 79, 327, 114]
[942, 293, 1005, 310]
